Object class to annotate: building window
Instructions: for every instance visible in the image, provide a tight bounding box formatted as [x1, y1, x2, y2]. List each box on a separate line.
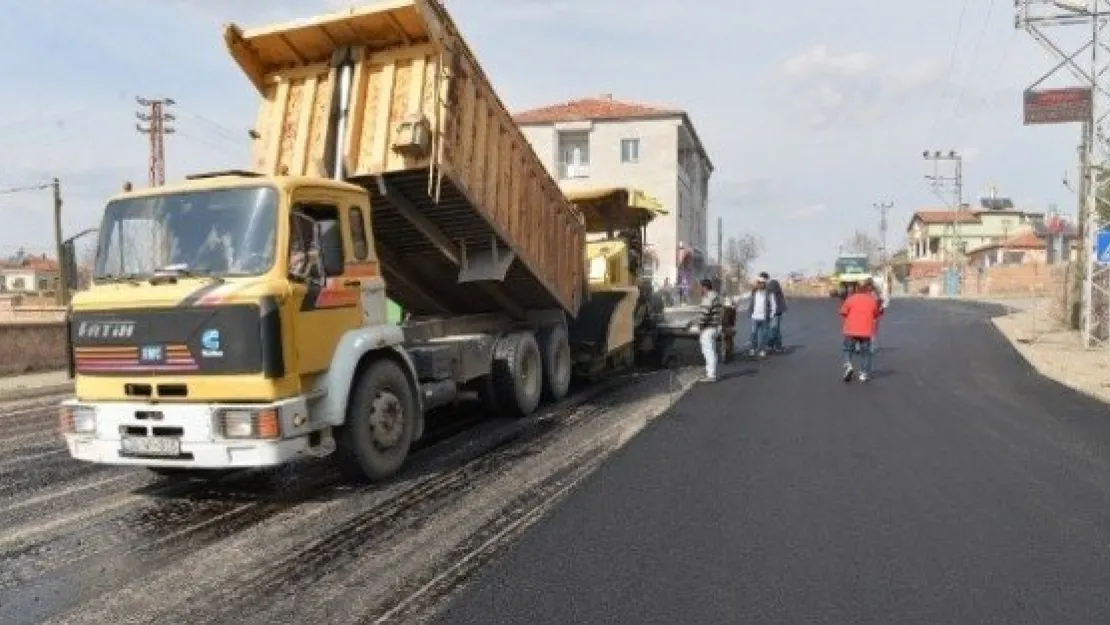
[12, 277, 25, 291]
[557, 131, 589, 179]
[38, 278, 49, 292]
[620, 138, 639, 163]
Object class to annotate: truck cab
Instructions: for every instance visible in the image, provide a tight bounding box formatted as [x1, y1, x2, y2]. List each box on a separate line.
[829, 253, 871, 299]
[61, 171, 423, 481]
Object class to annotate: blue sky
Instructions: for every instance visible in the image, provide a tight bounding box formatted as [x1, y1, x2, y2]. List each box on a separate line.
[0, 0, 1090, 274]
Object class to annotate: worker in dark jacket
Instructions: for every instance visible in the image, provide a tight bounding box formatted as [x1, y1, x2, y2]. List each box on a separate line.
[696, 278, 723, 381]
[759, 271, 788, 353]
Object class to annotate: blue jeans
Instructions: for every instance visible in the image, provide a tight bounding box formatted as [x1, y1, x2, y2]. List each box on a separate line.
[768, 315, 783, 349]
[750, 319, 769, 352]
[842, 336, 873, 375]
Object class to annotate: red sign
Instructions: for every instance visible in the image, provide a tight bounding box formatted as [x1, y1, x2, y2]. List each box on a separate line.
[1023, 87, 1093, 125]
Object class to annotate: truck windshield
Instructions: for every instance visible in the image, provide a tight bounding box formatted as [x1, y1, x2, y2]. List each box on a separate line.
[835, 258, 869, 274]
[94, 186, 278, 279]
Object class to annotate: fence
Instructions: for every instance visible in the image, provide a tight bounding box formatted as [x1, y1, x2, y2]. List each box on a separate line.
[0, 321, 67, 375]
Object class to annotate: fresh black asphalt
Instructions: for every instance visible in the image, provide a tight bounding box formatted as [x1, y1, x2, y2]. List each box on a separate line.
[433, 298, 1110, 624]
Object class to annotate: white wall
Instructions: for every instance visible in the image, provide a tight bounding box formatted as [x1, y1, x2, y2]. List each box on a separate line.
[0, 269, 54, 293]
[519, 116, 711, 286]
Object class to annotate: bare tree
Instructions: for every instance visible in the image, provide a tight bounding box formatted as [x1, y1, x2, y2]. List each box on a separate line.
[842, 230, 882, 265]
[724, 233, 764, 286]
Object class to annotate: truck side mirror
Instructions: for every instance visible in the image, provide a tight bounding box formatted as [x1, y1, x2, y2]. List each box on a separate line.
[317, 221, 345, 277]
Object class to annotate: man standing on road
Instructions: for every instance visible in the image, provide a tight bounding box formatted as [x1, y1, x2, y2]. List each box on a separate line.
[748, 276, 776, 358]
[759, 271, 788, 353]
[840, 278, 883, 382]
[696, 278, 723, 382]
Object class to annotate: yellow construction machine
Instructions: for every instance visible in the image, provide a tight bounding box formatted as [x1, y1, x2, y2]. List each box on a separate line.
[563, 187, 667, 380]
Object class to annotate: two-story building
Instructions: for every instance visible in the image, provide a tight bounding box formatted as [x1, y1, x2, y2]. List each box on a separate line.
[907, 204, 1043, 263]
[513, 95, 714, 287]
[902, 198, 1049, 289]
[0, 252, 59, 294]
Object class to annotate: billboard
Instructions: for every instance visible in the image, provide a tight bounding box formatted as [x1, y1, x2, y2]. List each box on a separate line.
[1023, 87, 1093, 125]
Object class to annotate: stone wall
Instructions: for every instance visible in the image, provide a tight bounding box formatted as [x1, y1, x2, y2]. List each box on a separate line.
[0, 322, 67, 376]
[963, 263, 1069, 298]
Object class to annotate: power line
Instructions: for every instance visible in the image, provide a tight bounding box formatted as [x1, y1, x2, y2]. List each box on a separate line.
[950, 0, 998, 125]
[0, 182, 52, 196]
[136, 97, 175, 186]
[929, 0, 973, 136]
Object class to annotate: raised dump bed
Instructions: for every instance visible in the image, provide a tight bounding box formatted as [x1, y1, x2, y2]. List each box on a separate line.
[225, 0, 585, 318]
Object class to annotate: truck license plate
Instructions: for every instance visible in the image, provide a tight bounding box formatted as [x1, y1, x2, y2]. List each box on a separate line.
[121, 436, 180, 457]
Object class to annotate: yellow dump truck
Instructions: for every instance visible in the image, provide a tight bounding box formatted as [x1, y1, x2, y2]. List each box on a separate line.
[59, 0, 668, 483]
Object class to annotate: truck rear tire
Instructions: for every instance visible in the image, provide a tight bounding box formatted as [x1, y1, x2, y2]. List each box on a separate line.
[538, 324, 572, 402]
[335, 358, 417, 482]
[491, 331, 543, 418]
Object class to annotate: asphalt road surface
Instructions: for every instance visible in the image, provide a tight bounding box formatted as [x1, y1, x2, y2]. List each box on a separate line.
[434, 298, 1110, 624]
[0, 356, 697, 624]
[4, 298, 1109, 624]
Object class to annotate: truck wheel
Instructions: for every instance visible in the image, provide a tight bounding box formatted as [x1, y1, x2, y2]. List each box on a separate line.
[491, 331, 543, 418]
[538, 324, 572, 402]
[335, 359, 417, 482]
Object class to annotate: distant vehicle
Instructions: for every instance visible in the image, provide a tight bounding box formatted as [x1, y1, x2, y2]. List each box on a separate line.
[829, 253, 871, 299]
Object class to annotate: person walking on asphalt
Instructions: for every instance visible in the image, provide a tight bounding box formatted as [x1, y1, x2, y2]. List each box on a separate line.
[748, 276, 776, 358]
[696, 278, 723, 382]
[759, 271, 788, 353]
[840, 278, 883, 382]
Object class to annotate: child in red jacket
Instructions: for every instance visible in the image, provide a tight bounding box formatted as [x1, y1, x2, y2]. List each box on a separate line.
[839, 279, 883, 382]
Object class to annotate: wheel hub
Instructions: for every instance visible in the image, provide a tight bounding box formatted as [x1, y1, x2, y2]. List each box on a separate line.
[369, 391, 404, 448]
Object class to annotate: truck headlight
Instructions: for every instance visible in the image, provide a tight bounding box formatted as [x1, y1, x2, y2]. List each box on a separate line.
[217, 408, 280, 440]
[60, 406, 97, 434]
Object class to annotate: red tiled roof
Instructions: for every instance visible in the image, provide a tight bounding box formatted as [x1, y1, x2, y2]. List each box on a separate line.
[513, 96, 682, 124]
[1001, 230, 1045, 249]
[0, 254, 58, 271]
[911, 210, 981, 226]
[968, 228, 1047, 254]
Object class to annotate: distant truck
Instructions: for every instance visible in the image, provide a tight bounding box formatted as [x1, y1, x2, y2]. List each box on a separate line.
[59, 0, 668, 483]
[829, 253, 871, 299]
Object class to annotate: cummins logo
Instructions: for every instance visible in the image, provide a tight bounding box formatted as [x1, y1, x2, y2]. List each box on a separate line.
[76, 320, 136, 339]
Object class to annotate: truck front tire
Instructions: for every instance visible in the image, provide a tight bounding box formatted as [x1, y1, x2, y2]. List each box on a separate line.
[335, 358, 417, 482]
[491, 331, 543, 418]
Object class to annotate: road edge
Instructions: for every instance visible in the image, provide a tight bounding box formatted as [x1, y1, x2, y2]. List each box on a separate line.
[0, 382, 74, 403]
[990, 311, 1110, 406]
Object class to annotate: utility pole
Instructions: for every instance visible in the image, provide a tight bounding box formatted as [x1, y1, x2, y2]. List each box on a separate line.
[923, 150, 964, 273]
[716, 216, 723, 279]
[1017, 0, 1110, 348]
[136, 97, 175, 186]
[51, 178, 69, 306]
[873, 201, 893, 263]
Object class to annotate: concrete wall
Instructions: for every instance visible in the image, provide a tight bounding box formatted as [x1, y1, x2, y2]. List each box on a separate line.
[519, 116, 711, 287]
[903, 262, 1069, 298]
[0, 322, 67, 375]
[964, 263, 1069, 298]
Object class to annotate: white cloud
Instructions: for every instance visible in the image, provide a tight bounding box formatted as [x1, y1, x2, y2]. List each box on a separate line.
[787, 204, 827, 219]
[781, 46, 874, 77]
[776, 45, 949, 132]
